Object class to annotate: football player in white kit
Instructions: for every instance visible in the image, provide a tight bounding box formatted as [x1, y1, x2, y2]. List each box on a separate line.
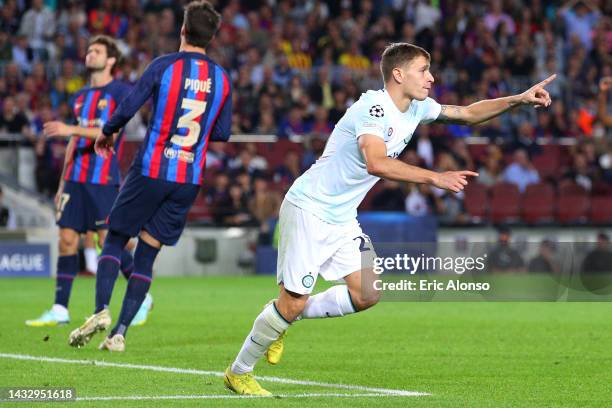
[224, 43, 555, 395]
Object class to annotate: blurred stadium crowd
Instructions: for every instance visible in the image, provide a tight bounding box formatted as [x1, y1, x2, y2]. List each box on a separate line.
[0, 0, 611, 230]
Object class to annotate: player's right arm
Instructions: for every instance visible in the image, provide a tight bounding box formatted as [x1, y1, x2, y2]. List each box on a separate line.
[96, 60, 160, 157]
[358, 134, 477, 193]
[55, 136, 76, 211]
[44, 121, 115, 140]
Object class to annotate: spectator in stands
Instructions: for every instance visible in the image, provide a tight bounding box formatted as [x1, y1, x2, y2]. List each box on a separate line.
[214, 183, 255, 227]
[18, 0, 56, 60]
[503, 149, 540, 192]
[581, 232, 612, 274]
[278, 105, 310, 139]
[405, 184, 441, 217]
[33, 104, 65, 197]
[310, 106, 333, 136]
[528, 239, 560, 274]
[0, 96, 35, 146]
[0, 185, 17, 230]
[371, 180, 405, 212]
[559, 0, 601, 50]
[301, 135, 326, 169]
[432, 152, 467, 224]
[416, 129, 434, 169]
[487, 226, 525, 273]
[229, 147, 267, 177]
[564, 152, 595, 192]
[254, 110, 278, 135]
[484, 0, 516, 35]
[249, 175, 281, 226]
[0, 0, 609, 228]
[478, 156, 503, 187]
[513, 121, 542, 157]
[273, 150, 302, 185]
[207, 172, 230, 205]
[598, 77, 612, 127]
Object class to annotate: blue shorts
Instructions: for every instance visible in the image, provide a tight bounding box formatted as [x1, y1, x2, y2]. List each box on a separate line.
[57, 181, 118, 233]
[108, 170, 200, 246]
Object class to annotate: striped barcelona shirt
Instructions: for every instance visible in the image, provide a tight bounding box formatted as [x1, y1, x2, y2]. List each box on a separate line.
[102, 52, 232, 185]
[65, 80, 131, 185]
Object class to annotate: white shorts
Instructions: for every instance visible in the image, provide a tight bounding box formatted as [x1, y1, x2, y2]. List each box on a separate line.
[277, 200, 375, 295]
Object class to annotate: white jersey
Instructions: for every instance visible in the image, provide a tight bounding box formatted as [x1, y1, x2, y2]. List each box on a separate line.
[285, 89, 441, 224]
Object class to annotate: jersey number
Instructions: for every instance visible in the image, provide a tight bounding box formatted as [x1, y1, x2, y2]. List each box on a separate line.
[353, 235, 371, 253]
[170, 98, 207, 147]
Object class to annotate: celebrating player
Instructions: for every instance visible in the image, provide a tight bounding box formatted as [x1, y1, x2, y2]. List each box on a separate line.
[26, 35, 152, 328]
[67, 0, 231, 352]
[225, 42, 556, 395]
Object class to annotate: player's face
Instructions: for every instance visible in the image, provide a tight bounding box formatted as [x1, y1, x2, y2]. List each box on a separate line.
[400, 56, 434, 101]
[85, 44, 109, 72]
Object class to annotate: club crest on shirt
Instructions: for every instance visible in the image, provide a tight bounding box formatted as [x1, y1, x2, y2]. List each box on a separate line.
[369, 105, 384, 117]
[97, 99, 108, 110]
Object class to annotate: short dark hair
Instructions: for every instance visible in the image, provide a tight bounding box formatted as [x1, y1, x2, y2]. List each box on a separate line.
[183, 1, 221, 49]
[380, 43, 430, 83]
[88, 35, 122, 72]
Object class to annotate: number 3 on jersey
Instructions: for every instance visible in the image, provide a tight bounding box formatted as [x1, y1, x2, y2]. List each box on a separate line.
[170, 98, 207, 147]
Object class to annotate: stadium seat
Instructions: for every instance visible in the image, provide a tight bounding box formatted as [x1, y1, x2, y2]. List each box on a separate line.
[259, 140, 304, 168]
[521, 182, 555, 224]
[558, 179, 587, 196]
[463, 182, 489, 222]
[590, 196, 612, 224]
[467, 144, 488, 163]
[490, 182, 521, 223]
[557, 193, 590, 224]
[532, 152, 559, 180]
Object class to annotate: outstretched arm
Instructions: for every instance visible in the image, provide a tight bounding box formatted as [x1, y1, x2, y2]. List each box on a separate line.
[434, 74, 556, 126]
[359, 134, 478, 193]
[44, 121, 118, 140]
[598, 77, 612, 127]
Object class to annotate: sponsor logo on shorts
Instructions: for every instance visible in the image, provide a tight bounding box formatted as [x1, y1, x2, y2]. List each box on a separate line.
[302, 274, 314, 288]
[95, 219, 107, 226]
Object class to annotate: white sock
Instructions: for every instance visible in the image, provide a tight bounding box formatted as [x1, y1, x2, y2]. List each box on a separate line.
[231, 304, 290, 374]
[300, 285, 356, 319]
[51, 304, 69, 317]
[84, 248, 98, 273]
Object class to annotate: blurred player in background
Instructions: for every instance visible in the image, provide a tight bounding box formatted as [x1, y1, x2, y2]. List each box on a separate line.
[68, 0, 231, 352]
[25, 35, 152, 328]
[225, 42, 555, 395]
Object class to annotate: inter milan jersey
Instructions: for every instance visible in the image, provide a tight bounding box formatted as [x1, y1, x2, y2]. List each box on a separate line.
[102, 52, 232, 185]
[65, 80, 131, 185]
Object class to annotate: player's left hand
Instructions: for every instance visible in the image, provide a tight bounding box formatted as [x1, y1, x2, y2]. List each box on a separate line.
[43, 121, 71, 137]
[94, 131, 115, 158]
[520, 74, 556, 108]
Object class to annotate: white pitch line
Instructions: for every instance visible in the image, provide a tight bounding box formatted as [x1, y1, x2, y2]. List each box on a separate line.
[76, 393, 392, 401]
[0, 353, 430, 397]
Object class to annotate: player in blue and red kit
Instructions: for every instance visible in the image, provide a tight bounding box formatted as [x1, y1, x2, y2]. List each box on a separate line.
[68, 0, 231, 352]
[26, 35, 152, 328]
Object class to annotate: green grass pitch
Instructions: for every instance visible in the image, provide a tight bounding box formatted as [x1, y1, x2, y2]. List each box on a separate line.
[0, 275, 611, 407]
